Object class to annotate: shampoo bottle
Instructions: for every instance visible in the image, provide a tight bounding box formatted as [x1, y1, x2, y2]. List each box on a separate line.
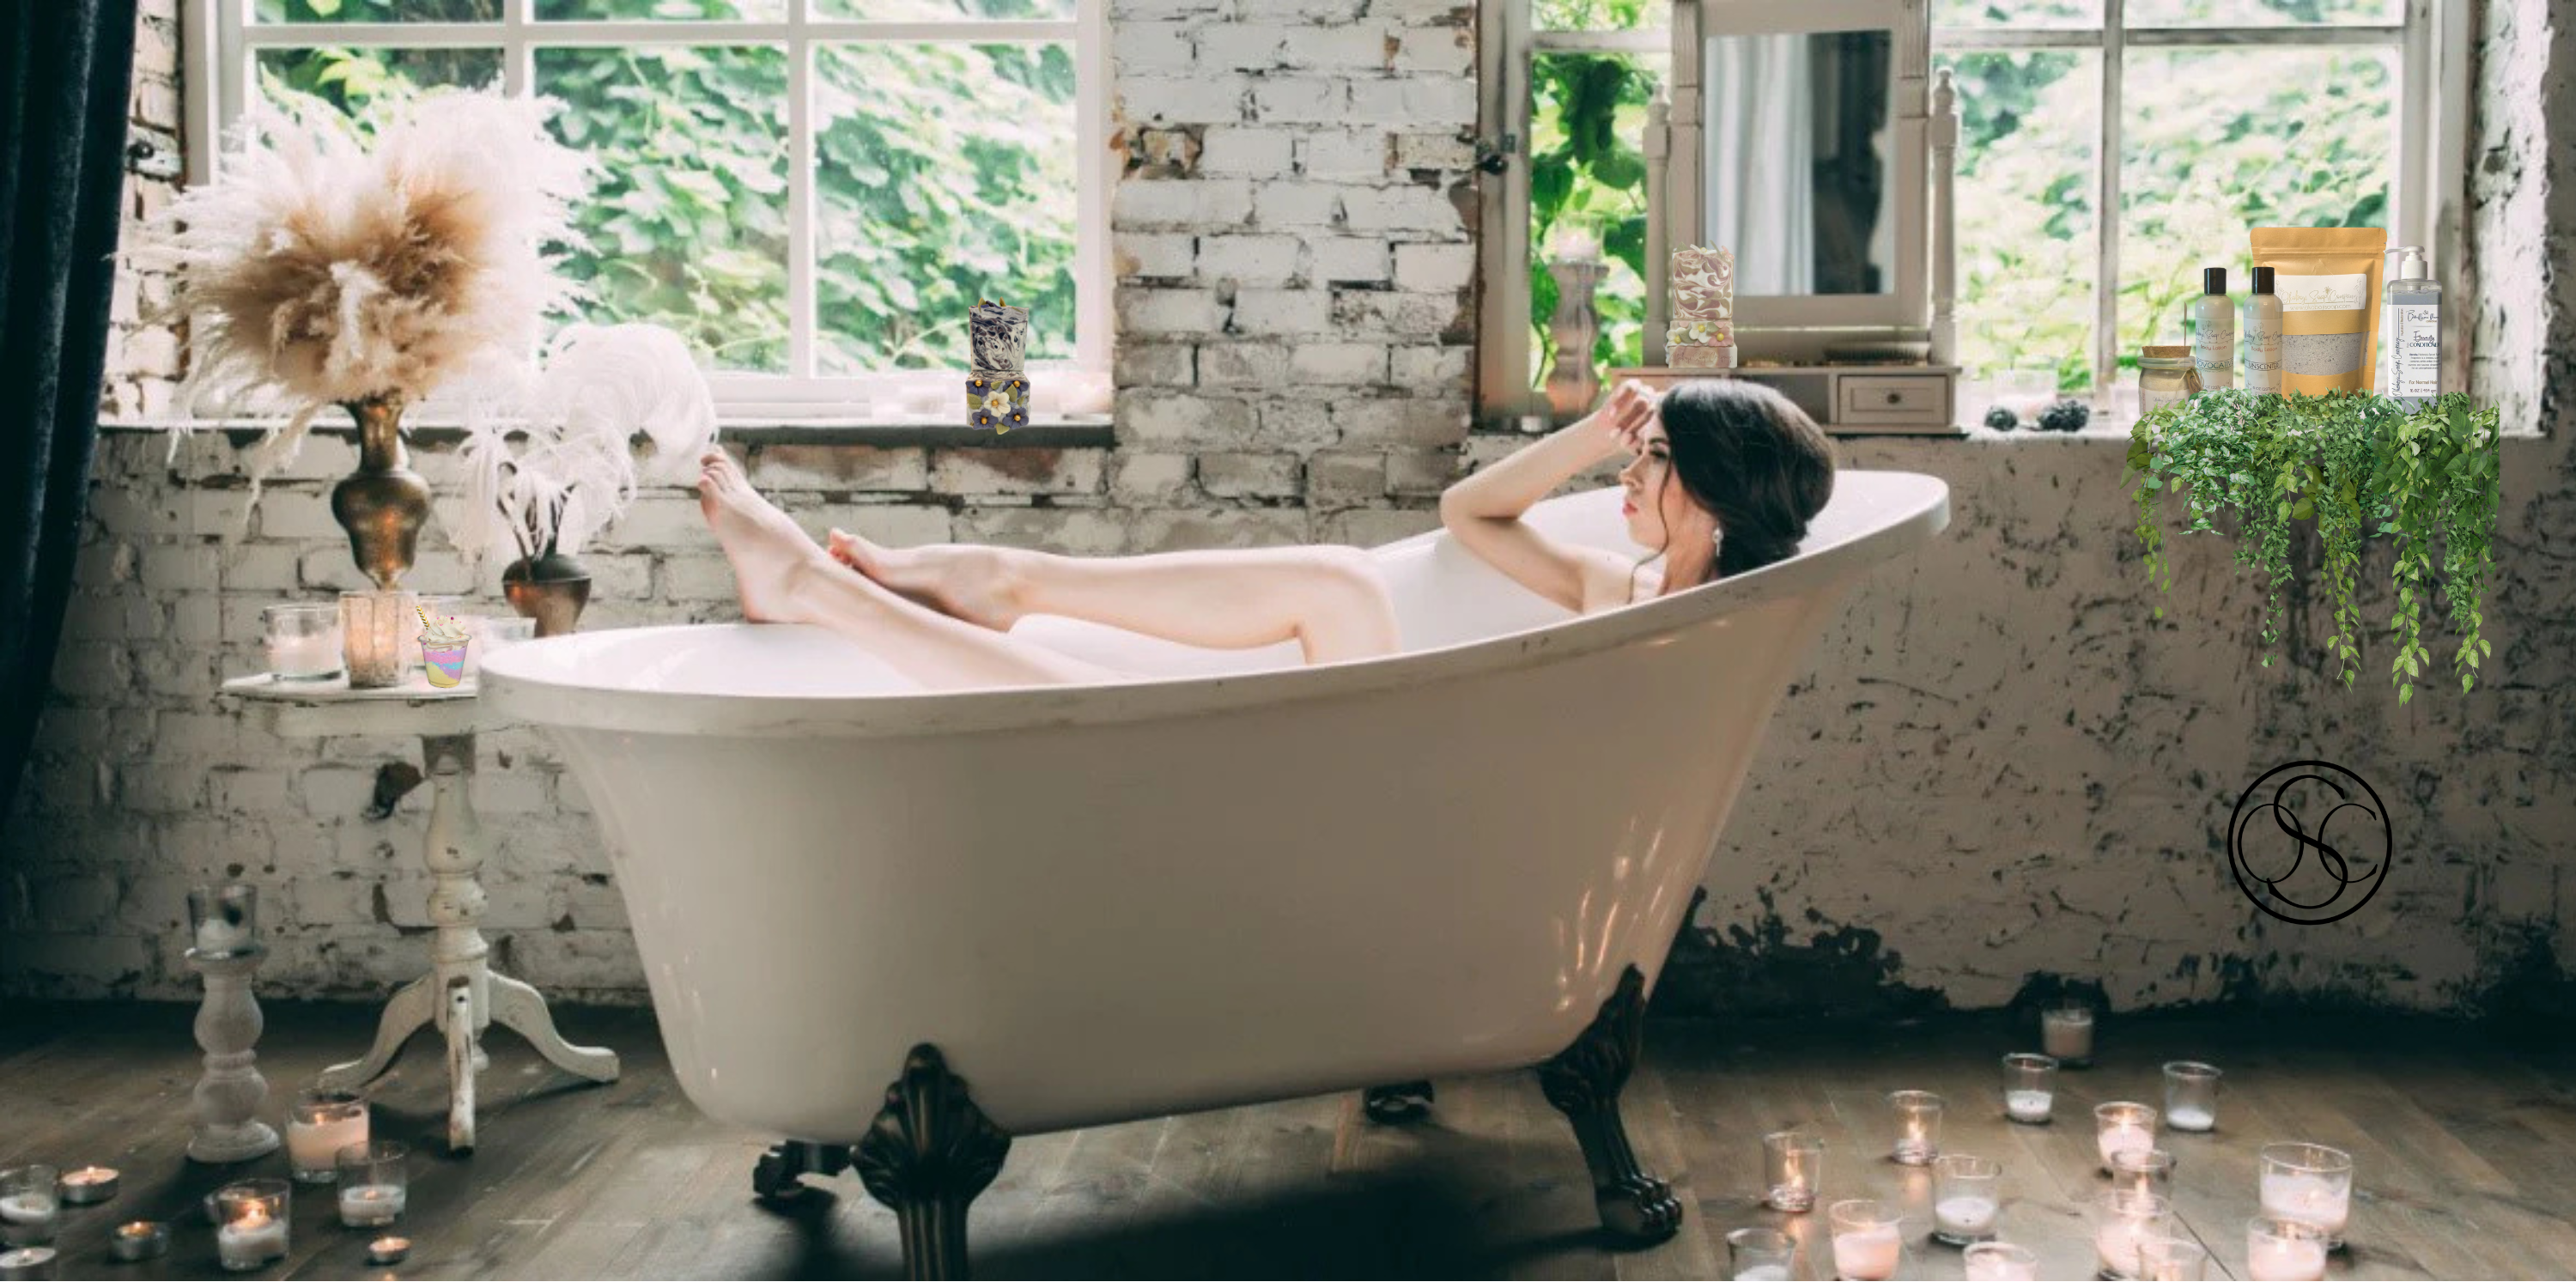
[2385, 246, 2441, 410]
[2242, 265, 2282, 395]
[2190, 267, 2234, 390]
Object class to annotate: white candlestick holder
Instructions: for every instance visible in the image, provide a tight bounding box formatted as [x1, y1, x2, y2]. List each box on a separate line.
[186, 937, 280, 1163]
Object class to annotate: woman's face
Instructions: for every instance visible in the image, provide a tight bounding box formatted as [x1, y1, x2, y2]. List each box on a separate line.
[1617, 417, 1713, 553]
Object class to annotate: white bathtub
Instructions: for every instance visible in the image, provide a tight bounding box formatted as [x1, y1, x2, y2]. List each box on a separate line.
[480, 471, 1947, 1267]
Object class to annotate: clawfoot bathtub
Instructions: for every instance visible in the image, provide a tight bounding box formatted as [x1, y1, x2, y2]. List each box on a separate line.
[480, 472, 1949, 1277]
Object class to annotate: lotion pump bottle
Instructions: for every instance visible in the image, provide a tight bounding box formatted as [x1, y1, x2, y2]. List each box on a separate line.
[2242, 265, 2282, 395]
[2385, 246, 2441, 410]
[2190, 267, 2234, 390]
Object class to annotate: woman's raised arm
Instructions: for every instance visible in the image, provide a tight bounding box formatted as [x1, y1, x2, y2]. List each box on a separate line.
[1437, 382, 1656, 613]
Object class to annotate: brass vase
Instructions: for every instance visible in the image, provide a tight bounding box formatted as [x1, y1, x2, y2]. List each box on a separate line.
[502, 548, 592, 638]
[330, 395, 433, 590]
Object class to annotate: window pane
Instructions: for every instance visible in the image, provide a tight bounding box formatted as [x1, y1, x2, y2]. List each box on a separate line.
[813, 42, 1076, 374]
[2125, 0, 2397, 26]
[1527, 50, 1664, 392]
[538, 0, 787, 18]
[537, 46, 790, 374]
[1934, 0, 2101, 29]
[2117, 47, 2394, 357]
[1935, 50, 2099, 393]
[817, 0, 1080, 20]
[256, 0, 497, 21]
[1534, 0, 1668, 32]
[255, 46, 503, 118]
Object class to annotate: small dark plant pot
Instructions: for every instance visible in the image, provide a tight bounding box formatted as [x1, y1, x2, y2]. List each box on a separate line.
[502, 550, 592, 638]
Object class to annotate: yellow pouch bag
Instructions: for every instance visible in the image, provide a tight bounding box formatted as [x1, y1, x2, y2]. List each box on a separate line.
[2249, 227, 2387, 396]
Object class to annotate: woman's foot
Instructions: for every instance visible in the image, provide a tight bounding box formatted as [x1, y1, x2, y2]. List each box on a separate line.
[826, 530, 1030, 633]
[697, 449, 829, 623]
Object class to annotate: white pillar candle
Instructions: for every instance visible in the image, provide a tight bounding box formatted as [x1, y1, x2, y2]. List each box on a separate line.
[216, 1212, 289, 1268]
[2247, 1235, 2327, 1281]
[266, 633, 343, 679]
[286, 1110, 370, 1177]
[1935, 1196, 2000, 1240]
[2259, 1174, 2350, 1237]
[2041, 1007, 2094, 1060]
[337, 1184, 406, 1228]
[2098, 1121, 2156, 1169]
[2005, 1089, 2052, 1123]
[0, 1195, 57, 1245]
[1834, 1226, 1902, 1280]
[194, 916, 252, 956]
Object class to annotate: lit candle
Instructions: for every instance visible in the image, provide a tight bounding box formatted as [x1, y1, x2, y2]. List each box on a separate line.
[2041, 1005, 2094, 1064]
[2246, 1218, 2329, 1281]
[2005, 1089, 2051, 1121]
[366, 1236, 413, 1266]
[337, 1183, 406, 1228]
[2093, 1102, 2159, 1170]
[1963, 1241, 2040, 1281]
[287, 1091, 370, 1182]
[2002, 1053, 2057, 1124]
[1935, 1196, 2000, 1241]
[0, 1194, 56, 1248]
[2259, 1173, 2350, 1238]
[1833, 1225, 1901, 1280]
[108, 1221, 169, 1263]
[55, 1167, 117, 1206]
[0, 1249, 54, 1281]
[216, 1207, 289, 1271]
[2094, 1190, 2172, 1279]
[1733, 1267, 1788, 1283]
[1887, 1090, 1943, 1165]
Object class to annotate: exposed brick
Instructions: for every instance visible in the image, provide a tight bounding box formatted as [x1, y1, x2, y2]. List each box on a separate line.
[747, 445, 927, 492]
[1247, 77, 1346, 123]
[1305, 449, 1389, 505]
[1116, 75, 1251, 125]
[1394, 240, 1476, 292]
[1115, 342, 1198, 387]
[1196, 452, 1303, 499]
[1334, 396, 1467, 447]
[1251, 180, 1345, 228]
[1118, 287, 1230, 337]
[1115, 231, 1198, 280]
[1292, 342, 1390, 385]
[1116, 391, 1261, 447]
[929, 447, 1107, 496]
[1196, 233, 1303, 285]
[1115, 179, 1256, 229]
[1197, 340, 1296, 386]
[1309, 235, 1393, 283]
[1297, 129, 1392, 179]
[1231, 288, 1334, 335]
[1109, 452, 1197, 505]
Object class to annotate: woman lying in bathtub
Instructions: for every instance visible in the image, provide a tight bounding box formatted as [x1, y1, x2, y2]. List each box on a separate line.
[693, 378, 1836, 690]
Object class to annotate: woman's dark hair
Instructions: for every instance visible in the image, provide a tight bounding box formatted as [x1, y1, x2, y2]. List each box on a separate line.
[1629, 380, 1837, 600]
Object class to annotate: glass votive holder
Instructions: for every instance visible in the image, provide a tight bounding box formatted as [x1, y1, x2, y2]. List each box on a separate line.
[2257, 1142, 2352, 1249]
[2093, 1188, 2174, 1279]
[0, 1169, 58, 1249]
[2041, 1003, 2095, 1066]
[186, 882, 260, 959]
[264, 603, 344, 681]
[1931, 1153, 2002, 1245]
[213, 1180, 291, 1272]
[2109, 1147, 2175, 1200]
[1828, 1198, 1903, 1282]
[108, 1220, 169, 1262]
[2245, 1215, 2329, 1281]
[1761, 1129, 1822, 1212]
[1962, 1240, 2039, 1281]
[2162, 1060, 2221, 1133]
[340, 588, 416, 690]
[2001, 1053, 2057, 1124]
[1726, 1227, 1795, 1282]
[337, 1141, 409, 1228]
[467, 615, 538, 678]
[287, 1088, 370, 1183]
[1886, 1090, 1943, 1165]
[2138, 1234, 2209, 1281]
[2094, 1101, 2159, 1171]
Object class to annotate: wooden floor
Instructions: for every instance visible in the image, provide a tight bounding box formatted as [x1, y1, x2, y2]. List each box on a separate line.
[6, 1001, 2576, 1279]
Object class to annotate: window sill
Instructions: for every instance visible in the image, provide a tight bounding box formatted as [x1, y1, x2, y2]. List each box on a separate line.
[98, 416, 1118, 450]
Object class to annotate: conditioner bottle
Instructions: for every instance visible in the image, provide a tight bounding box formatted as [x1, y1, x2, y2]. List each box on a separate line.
[2385, 246, 2441, 410]
[2242, 265, 2282, 395]
[2190, 267, 2234, 390]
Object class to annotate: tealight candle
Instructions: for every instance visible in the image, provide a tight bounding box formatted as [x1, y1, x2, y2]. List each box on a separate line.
[212, 1181, 292, 1273]
[1726, 1227, 1795, 1282]
[2093, 1188, 2173, 1279]
[1761, 1129, 1821, 1212]
[0, 1249, 54, 1281]
[2257, 1141, 2353, 1248]
[287, 1089, 370, 1182]
[1886, 1090, 1943, 1165]
[2093, 1101, 2159, 1170]
[2138, 1234, 2210, 1281]
[108, 1220, 169, 1262]
[263, 603, 344, 681]
[2110, 1147, 2175, 1200]
[1932, 1153, 2002, 1244]
[55, 1167, 117, 1206]
[366, 1236, 413, 1266]
[1962, 1241, 2039, 1281]
[2001, 1053, 2057, 1124]
[0, 1169, 58, 1249]
[1829, 1199, 1902, 1281]
[337, 1139, 409, 1228]
[2162, 1060, 2221, 1132]
[2041, 1003, 2095, 1066]
[2246, 1215, 2328, 1281]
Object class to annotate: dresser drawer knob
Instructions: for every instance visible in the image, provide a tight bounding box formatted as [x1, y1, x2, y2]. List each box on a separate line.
[1885, 390, 1903, 404]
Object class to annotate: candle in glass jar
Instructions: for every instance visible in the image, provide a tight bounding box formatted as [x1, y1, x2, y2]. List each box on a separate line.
[287, 1091, 369, 1182]
[1962, 1241, 2039, 1281]
[0, 1195, 56, 1248]
[2041, 1005, 2094, 1063]
[337, 1184, 406, 1227]
[217, 1210, 289, 1269]
[1935, 1197, 1999, 1240]
[1833, 1226, 1901, 1280]
[2259, 1173, 2350, 1236]
[2094, 1102, 2159, 1170]
[2246, 1217, 2328, 1281]
[108, 1221, 168, 1262]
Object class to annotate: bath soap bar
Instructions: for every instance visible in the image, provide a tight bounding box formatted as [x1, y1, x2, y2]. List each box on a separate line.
[1670, 245, 1735, 323]
[969, 373, 1030, 432]
[1668, 343, 1736, 370]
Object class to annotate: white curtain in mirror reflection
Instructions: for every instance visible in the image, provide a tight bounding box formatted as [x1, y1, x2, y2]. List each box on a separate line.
[1704, 30, 1896, 296]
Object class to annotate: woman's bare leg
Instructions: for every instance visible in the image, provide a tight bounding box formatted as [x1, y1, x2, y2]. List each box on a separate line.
[827, 532, 1402, 665]
[696, 451, 1129, 690]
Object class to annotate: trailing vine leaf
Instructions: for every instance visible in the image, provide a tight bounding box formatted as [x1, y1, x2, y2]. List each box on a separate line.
[2125, 388, 2500, 703]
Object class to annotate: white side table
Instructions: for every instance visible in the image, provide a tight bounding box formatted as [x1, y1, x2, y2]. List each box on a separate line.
[220, 671, 619, 1152]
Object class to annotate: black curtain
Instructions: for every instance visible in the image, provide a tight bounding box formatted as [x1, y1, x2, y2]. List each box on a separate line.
[0, 1, 138, 829]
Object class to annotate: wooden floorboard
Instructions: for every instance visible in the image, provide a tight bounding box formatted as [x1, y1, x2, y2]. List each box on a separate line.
[3, 1001, 2573, 1279]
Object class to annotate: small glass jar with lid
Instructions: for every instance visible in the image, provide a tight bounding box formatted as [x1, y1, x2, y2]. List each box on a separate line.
[2138, 345, 2202, 416]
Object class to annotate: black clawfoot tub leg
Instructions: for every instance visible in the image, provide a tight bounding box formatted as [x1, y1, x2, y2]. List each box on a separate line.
[1362, 1080, 1437, 1124]
[753, 1140, 851, 1200]
[1534, 964, 1684, 1246]
[854, 1043, 1012, 1280]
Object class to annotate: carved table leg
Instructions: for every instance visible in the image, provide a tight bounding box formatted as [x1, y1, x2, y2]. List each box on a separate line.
[1534, 964, 1684, 1246]
[854, 1044, 1012, 1280]
[315, 975, 434, 1094]
[421, 732, 491, 1150]
[445, 980, 477, 1153]
[489, 972, 621, 1083]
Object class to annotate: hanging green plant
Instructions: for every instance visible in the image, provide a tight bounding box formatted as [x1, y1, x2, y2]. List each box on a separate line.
[2122, 389, 2501, 704]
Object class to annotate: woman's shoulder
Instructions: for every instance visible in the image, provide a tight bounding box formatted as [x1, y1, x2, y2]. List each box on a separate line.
[1575, 552, 1662, 615]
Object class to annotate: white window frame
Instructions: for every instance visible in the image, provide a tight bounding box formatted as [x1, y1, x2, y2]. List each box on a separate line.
[182, 0, 1112, 421]
[1477, 0, 2473, 417]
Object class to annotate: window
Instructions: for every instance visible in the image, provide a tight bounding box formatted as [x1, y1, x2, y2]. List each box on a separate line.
[1478, 0, 2468, 416]
[187, 0, 1111, 418]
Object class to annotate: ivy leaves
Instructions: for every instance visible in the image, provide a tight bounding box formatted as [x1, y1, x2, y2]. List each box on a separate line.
[2123, 389, 2500, 704]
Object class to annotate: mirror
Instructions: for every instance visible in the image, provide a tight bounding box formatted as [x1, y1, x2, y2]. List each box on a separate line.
[1702, 29, 1896, 296]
